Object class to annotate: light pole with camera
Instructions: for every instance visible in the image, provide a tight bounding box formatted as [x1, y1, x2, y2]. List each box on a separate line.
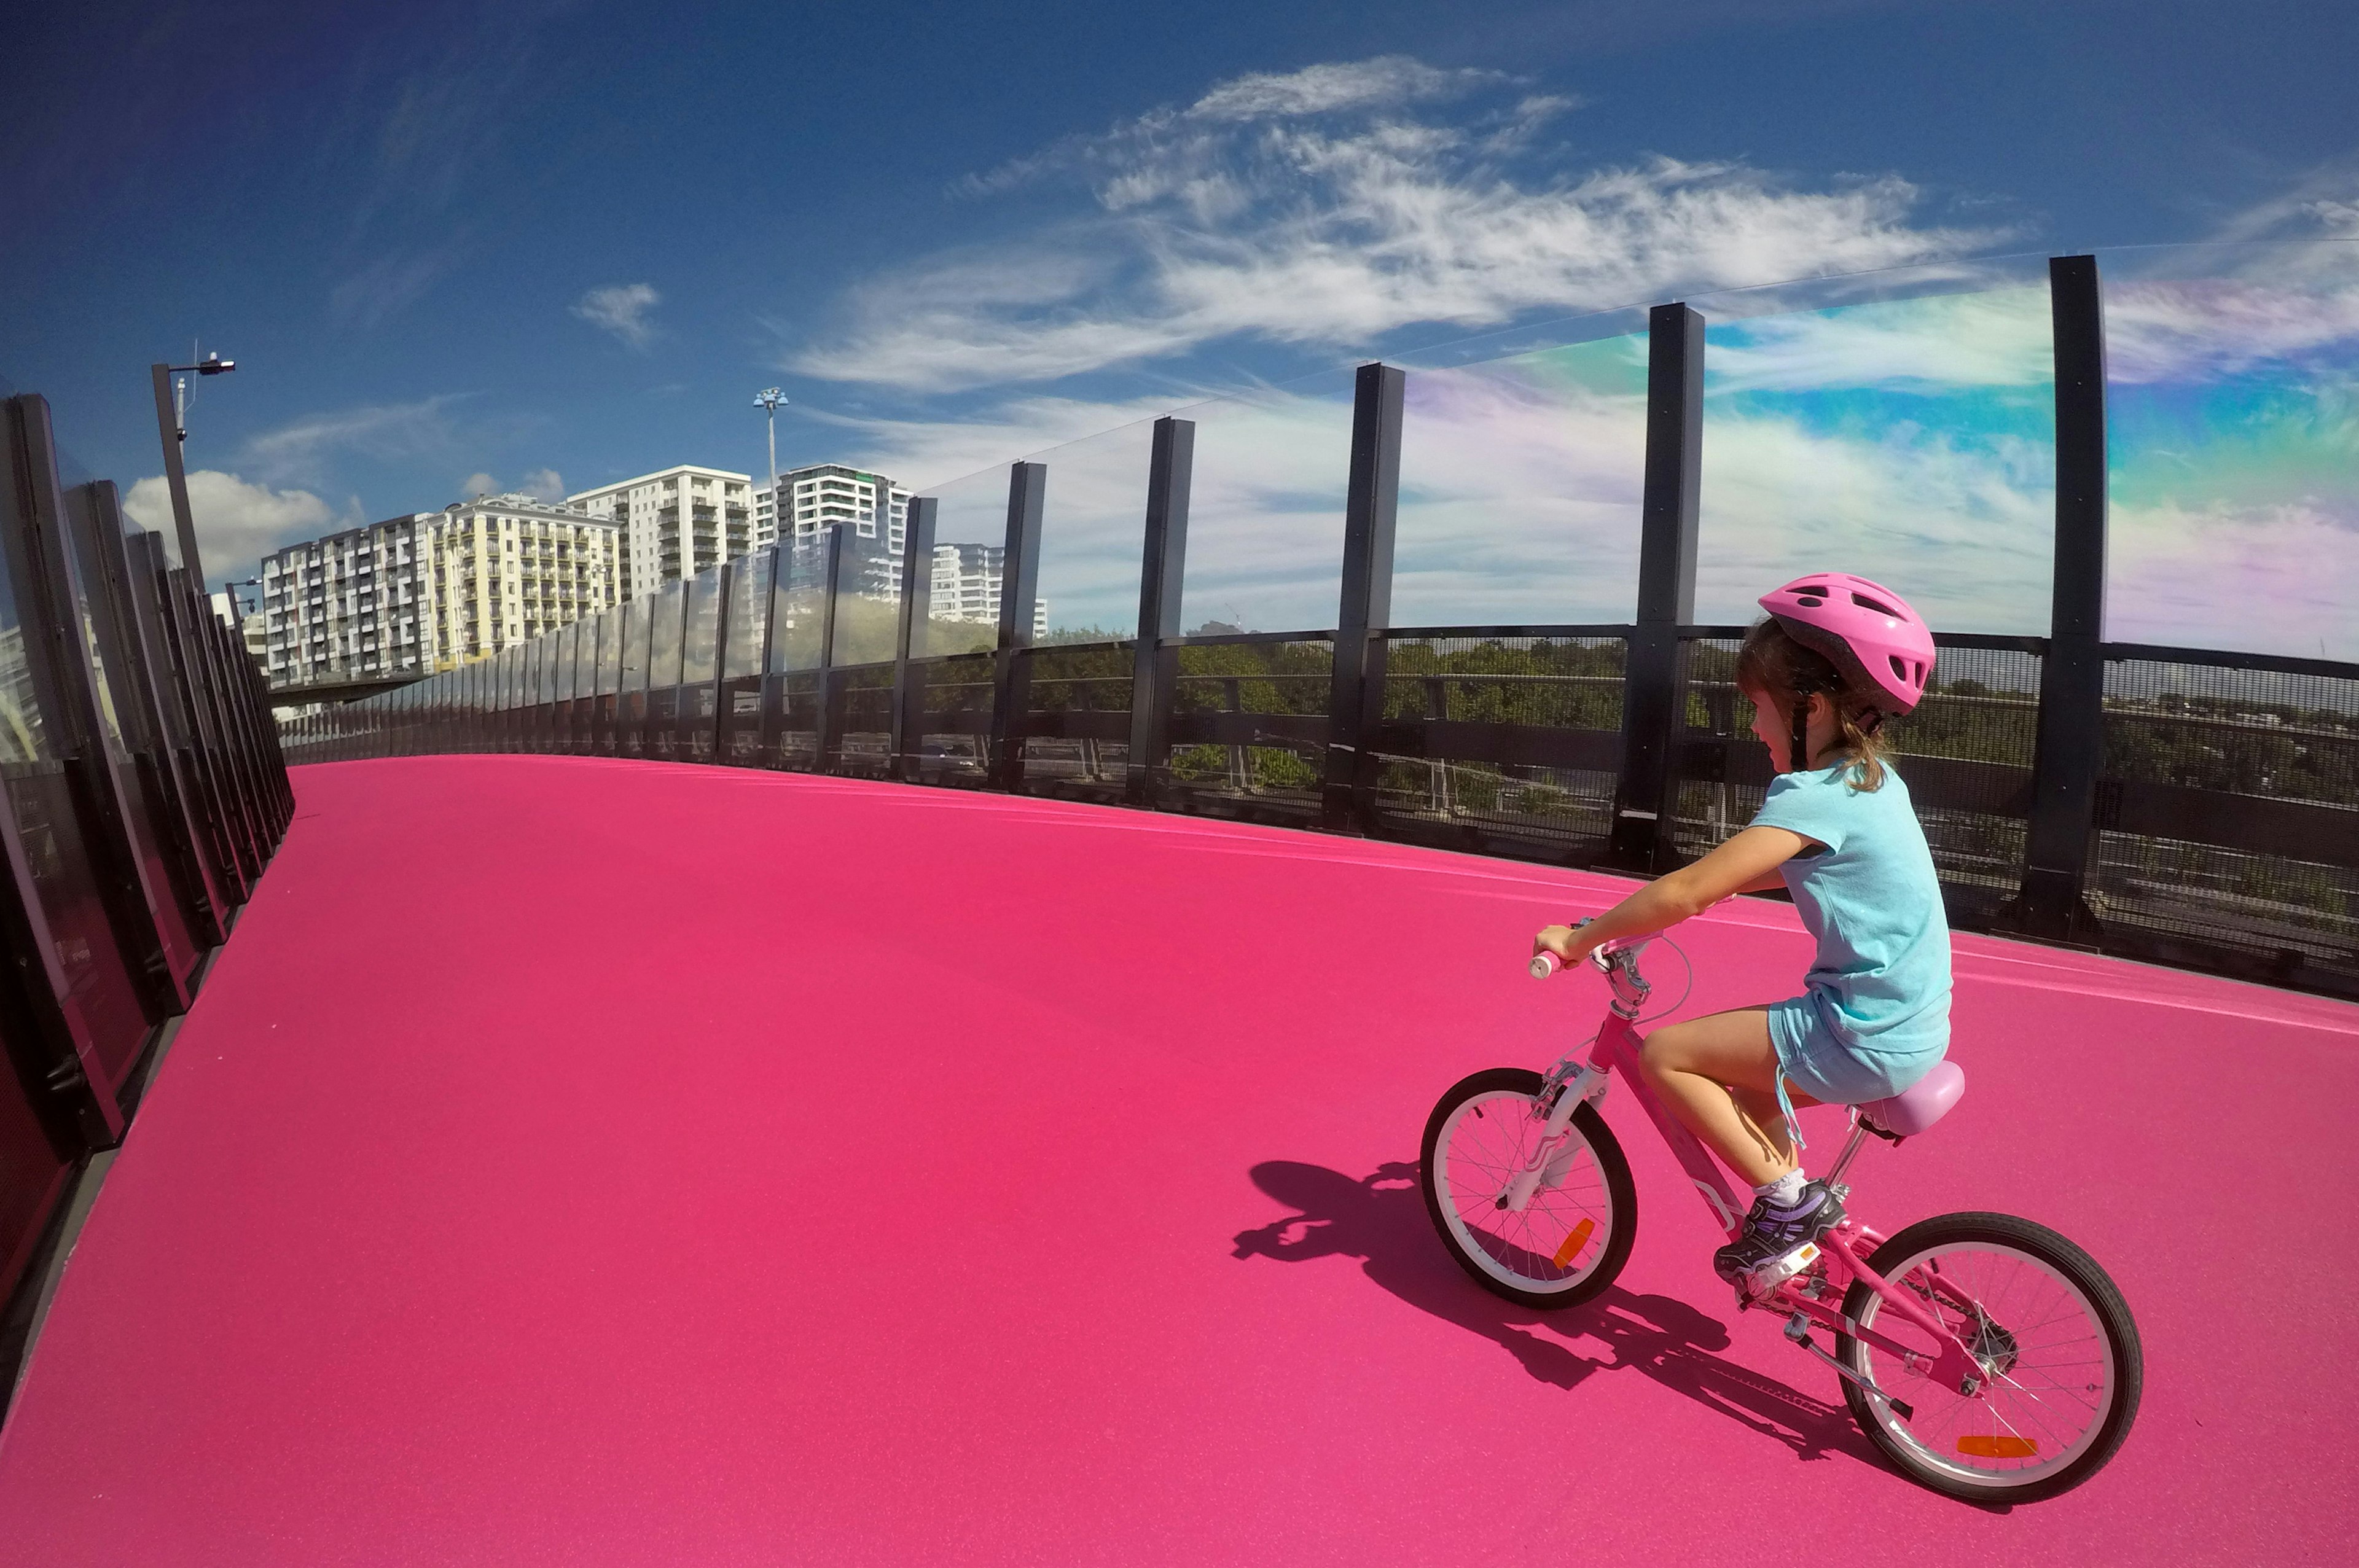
[150, 349, 237, 585]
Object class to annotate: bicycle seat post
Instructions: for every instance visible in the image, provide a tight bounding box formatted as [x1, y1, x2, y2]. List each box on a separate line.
[1820, 1110, 1874, 1195]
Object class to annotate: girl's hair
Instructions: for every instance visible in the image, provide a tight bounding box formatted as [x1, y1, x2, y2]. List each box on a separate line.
[1735, 618, 1890, 791]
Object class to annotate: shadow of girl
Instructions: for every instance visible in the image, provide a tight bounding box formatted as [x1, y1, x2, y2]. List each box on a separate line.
[1233, 1158, 1869, 1466]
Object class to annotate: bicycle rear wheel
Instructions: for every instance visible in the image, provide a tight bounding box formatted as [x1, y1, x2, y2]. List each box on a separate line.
[1836, 1212, 2142, 1504]
[1420, 1067, 1635, 1309]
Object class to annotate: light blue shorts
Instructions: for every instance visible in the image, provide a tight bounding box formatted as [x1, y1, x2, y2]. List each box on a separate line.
[1765, 994, 1946, 1147]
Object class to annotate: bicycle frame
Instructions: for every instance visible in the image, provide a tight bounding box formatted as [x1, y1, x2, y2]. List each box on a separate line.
[1514, 940, 1988, 1400]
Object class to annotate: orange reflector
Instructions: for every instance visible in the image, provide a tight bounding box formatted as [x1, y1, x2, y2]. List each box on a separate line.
[1956, 1434, 2039, 1459]
[1552, 1219, 1597, 1267]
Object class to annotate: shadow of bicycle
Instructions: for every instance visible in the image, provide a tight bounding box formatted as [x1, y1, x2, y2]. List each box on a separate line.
[1234, 1157, 1877, 1468]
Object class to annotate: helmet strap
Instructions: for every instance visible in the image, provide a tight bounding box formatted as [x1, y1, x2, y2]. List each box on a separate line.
[1788, 689, 1815, 775]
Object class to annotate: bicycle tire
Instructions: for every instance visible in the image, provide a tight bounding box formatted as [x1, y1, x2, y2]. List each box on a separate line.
[1835, 1211, 2142, 1504]
[1420, 1067, 1637, 1309]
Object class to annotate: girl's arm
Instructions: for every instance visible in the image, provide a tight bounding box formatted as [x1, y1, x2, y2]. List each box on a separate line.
[1536, 824, 1814, 965]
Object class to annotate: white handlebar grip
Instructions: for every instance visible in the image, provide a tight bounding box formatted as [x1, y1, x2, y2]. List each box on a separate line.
[1530, 950, 1565, 980]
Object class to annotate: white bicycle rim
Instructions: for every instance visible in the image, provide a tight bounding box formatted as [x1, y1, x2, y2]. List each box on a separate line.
[1434, 1089, 1616, 1296]
[1850, 1241, 2119, 1491]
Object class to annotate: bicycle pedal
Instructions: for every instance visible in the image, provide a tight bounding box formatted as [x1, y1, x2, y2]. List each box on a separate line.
[1742, 1241, 1821, 1298]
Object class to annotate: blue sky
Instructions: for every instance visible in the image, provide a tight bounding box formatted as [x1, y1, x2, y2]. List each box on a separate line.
[4, 0, 2355, 606]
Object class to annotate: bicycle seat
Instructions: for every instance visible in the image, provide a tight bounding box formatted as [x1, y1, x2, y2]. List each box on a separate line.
[1857, 1060, 1965, 1138]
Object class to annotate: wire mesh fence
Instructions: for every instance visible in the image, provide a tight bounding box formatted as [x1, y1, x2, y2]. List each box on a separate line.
[2093, 657, 2359, 980]
[1157, 638, 1332, 819]
[1369, 634, 1625, 856]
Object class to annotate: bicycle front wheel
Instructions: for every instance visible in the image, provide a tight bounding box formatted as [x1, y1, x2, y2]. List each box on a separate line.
[1420, 1067, 1635, 1309]
[1836, 1212, 2142, 1504]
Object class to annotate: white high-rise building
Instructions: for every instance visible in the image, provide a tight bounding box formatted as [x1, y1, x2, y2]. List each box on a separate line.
[567, 466, 752, 599]
[931, 542, 1049, 639]
[767, 465, 910, 599]
[260, 494, 620, 685]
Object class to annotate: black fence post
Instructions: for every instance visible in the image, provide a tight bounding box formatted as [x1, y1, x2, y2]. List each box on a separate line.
[2009, 254, 2110, 943]
[1128, 418, 1194, 806]
[814, 525, 845, 771]
[989, 462, 1046, 791]
[892, 496, 938, 781]
[1323, 363, 1406, 833]
[1608, 303, 1706, 873]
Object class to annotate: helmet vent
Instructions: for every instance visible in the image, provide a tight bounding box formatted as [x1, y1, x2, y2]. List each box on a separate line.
[1851, 591, 1898, 616]
[1890, 655, 1909, 682]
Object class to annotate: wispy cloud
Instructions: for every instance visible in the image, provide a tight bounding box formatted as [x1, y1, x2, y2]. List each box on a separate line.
[573, 283, 662, 348]
[455, 467, 567, 503]
[240, 394, 471, 486]
[329, 241, 468, 329]
[794, 56, 2009, 393]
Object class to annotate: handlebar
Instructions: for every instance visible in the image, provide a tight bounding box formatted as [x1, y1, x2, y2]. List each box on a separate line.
[1530, 929, 1653, 980]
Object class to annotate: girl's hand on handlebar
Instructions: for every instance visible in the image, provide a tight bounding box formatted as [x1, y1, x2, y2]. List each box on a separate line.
[1532, 923, 1593, 969]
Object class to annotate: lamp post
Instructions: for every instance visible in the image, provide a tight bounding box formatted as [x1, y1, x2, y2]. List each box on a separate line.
[151, 350, 237, 585]
[754, 387, 787, 538]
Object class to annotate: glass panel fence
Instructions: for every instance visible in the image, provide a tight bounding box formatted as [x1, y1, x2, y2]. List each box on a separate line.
[0, 400, 153, 1090]
[1022, 418, 1153, 794]
[1394, 317, 1650, 630]
[648, 580, 686, 759]
[682, 565, 722, 759]
[2099, 241, 2359, 660]
[720, 549, 773, 762]
[1176, 369, 1358, 636]
[911, 464, 1012, 778]
[1672, 260, 2059, 908]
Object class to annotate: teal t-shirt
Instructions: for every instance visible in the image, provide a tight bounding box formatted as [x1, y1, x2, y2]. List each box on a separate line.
[1752, 761, 1952, 1059]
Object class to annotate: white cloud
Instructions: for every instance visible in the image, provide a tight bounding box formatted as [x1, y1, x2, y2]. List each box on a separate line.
[460, 472, 498, 499]
[1188, 57, 1501, 122]
[122, 470, 340, 582]
[240, 394, 467, 486]
[519, 467, 565, 501]
[796, 57, 2008, 392]
[573, 283, 660, 348]
[1704, 285, 2056, 393]
[329, 242, 467, 329]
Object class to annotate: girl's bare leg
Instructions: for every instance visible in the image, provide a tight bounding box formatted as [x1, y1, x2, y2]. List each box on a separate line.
[1637, 1008, 1816, 1188]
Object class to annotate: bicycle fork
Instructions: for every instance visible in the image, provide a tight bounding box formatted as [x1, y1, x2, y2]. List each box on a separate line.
[1496, 1063, 1610, 1214]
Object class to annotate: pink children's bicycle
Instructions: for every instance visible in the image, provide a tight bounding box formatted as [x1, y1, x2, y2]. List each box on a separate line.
[1420, 936, 2142, 1503]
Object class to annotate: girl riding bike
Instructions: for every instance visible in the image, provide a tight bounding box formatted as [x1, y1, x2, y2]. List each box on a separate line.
[1535, 572, 1949, 1292]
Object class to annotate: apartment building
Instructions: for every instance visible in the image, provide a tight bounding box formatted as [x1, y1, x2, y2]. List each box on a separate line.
[260, 514, 438, 685]
[567, 466, 752, 599]
[260, 494, 620, 685]
[418, 494, 623, 664]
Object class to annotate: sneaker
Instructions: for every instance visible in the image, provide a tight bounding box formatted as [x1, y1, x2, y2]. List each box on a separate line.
[1713, 1180, 1845, 1291]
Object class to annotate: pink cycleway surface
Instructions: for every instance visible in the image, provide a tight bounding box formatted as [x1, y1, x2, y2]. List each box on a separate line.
[1, 756, 2353, 1564]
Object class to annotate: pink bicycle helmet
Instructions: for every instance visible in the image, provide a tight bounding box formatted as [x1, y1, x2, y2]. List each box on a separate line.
[1757, 572, 1936, 718]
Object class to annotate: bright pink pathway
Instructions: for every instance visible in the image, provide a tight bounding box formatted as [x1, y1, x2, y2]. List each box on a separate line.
[2, 757, 2353, 1564]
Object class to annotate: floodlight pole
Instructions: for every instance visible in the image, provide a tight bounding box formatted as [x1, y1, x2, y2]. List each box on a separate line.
[755, 388, 788, 539]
